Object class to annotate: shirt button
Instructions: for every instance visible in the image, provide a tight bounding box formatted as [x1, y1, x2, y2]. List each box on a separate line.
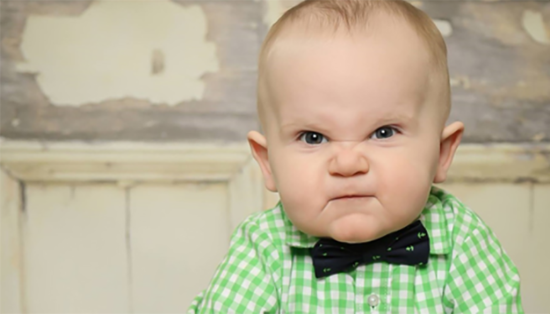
[367, 294, 380, 307]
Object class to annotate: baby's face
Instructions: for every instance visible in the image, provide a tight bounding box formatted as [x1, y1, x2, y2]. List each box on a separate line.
[258, 22, 450, 243]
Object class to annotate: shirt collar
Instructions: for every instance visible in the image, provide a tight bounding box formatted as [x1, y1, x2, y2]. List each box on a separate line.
[282, 186, 452, 255]
[282, 204, 320, 248]
[419, 187, 452, 255]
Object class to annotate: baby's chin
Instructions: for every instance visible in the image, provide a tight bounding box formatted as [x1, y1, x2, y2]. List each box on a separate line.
[326, 214, 390, 244]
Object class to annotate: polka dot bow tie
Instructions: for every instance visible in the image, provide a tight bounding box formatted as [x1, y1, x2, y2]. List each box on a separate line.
[311, 220, 430, 278]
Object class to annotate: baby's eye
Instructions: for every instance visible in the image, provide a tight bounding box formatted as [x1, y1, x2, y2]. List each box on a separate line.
[370, 126, 396, 139]
[299, 131, 328, 145]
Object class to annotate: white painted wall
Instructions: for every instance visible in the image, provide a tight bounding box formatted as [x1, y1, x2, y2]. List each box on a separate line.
[1, 171, 22, 313]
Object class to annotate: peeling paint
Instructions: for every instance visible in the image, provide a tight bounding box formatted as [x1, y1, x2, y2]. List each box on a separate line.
[16, 0, 219, 106]
[450, 76, 471, 89]
[459, 5, 525, 46]
[151, 49, 165, 76]
[533, 133, 546, 142]
[522, 10, 549, 45]
[433, 19, 453, 38]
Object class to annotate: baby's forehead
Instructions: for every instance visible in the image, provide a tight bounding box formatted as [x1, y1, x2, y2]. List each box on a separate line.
[270, 13, 419, 52]
[263, 16, 434, 90]
[258, 7, 450, 133]
[268, 9, 427, 52]
[260, 68, 442, 138]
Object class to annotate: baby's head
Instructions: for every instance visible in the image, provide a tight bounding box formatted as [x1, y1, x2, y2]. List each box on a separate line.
[248, 0, 464, 243]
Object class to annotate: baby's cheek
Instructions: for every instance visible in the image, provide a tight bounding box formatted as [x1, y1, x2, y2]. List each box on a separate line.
[276, 160, 325, 226]
[377, 155, 432, 216]
[275, 161, 312, 201]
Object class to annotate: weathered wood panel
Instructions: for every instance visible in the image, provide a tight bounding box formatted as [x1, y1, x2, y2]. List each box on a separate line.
[422, 1, 550, 143]
[0, 0, 548, 142]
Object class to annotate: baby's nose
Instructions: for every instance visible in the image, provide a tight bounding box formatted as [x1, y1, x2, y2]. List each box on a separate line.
[328, 148, 369, 177]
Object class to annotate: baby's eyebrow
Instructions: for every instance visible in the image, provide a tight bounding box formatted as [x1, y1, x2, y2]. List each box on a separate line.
[373, 109, 417, 125]
[280, 121, 328, 133]
[278, 108, 418, 137]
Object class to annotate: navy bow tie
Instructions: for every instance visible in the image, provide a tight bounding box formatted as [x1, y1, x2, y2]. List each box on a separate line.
[311, 220, 430, 278]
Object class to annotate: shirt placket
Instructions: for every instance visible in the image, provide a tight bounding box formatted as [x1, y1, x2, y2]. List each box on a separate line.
[356, 263, 390, 313]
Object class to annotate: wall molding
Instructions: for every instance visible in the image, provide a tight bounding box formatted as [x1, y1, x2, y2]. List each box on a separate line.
[0, 140, 252, 183]
[446, 143, 550, 183]
[0, 140, 269, 245]
[1, 140, 549, 183]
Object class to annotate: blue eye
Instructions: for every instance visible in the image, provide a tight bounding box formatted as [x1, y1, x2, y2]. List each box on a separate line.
[299, 132, 327, 145]
[371, 126, 395, 139]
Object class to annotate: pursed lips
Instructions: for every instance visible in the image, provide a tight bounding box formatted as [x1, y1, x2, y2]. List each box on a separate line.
[331, 195, 372, 201]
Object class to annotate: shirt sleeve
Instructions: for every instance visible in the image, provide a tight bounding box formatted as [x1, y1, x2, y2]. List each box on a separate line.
[187, 217, 280, 314]
[444, 226, 523, 313]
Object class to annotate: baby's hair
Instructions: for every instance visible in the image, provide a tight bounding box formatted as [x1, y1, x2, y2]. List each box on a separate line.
[258, 0, 451, 129]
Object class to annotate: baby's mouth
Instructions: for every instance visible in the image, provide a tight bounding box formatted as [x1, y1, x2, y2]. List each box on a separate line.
[331, 195, 372, 201]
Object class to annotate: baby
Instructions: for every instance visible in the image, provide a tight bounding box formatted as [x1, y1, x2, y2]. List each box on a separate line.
[189, 0, 522, 313]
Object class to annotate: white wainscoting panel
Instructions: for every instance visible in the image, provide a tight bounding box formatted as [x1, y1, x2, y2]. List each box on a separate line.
[23, 183, 129, 313]
[530, 185, 550, 312]
[1, 170, 22, 313]
[130, 183, 229, 312]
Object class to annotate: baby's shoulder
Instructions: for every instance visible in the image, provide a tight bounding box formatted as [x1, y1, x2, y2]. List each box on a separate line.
[429, 186, 495, 246]
[231, 202, 288, 248]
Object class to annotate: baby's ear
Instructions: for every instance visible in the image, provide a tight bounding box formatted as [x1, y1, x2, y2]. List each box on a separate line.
[247, 131, 278, 192]
[433, 121, 464, 183]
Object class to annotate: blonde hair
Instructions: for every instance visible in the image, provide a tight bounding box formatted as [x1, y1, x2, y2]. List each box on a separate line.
[257, 0, 451, 129]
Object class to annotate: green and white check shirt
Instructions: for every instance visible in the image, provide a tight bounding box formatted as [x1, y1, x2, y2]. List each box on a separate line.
[189, 187, 523, 313]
